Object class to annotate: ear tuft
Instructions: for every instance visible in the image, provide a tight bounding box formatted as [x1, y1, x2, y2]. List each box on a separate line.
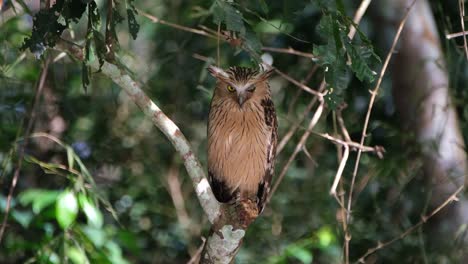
[207, 65, 229, 79]
[258, 68, 275, 81]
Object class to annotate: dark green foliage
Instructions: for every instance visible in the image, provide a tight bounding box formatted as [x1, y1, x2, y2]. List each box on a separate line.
[212, 0, 246, 34]
[21, 0, 87, 56]
[311, 2, 380, 109]
[211, 0, 262, 57]
[23, 0, 140, 91]
[126, 0, 140, 40]
[2, 0, 467, 263]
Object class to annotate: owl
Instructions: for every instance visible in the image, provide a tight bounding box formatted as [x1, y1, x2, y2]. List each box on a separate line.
[207, 65, 277, 214]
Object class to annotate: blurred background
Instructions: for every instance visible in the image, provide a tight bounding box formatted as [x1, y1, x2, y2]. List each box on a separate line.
[1, 0, 468, 263]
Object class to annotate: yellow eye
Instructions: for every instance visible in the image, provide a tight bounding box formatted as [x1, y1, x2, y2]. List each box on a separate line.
[227, 85, 235, 92]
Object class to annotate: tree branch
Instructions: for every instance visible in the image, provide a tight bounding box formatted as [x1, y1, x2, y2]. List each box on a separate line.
[55, 40, 259, 263]
[56, 41, 220, 223]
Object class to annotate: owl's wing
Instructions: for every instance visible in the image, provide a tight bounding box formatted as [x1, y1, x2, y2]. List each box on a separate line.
[208, 170, 235, 203]
[257, 98, 278, 213]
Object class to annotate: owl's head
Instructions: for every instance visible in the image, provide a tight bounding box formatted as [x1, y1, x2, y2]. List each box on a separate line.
[208, 65, 274, 107]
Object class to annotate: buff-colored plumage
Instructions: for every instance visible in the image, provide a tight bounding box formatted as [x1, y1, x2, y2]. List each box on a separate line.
[207, 66, 277, 213]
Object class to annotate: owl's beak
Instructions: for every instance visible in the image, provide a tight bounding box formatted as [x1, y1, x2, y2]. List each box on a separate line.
[237, 92, 246, 106]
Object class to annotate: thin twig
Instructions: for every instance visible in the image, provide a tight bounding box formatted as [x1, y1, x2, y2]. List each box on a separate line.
[187, 238, 206, 264]
[342, 2, 414, 262]
[0, 58, 50, 243]
[313, 132, 383, 156]
[330, 144, 349, 195]
[277, 98, 317, 154]
[459, 0, 468, 60]
[355, 186, 464, 263]
[261, 47, 316, 60]
[331, 113, 351, 264]
[138, 9, 218, 40]
[302, 146, 318, 167]
[446, 30, 468, 39]
[268, 100, 324, 202]
[139, 9, 325, 99]
[105, 0, 115, 61]
[166, 160, 192, 232]
[348, 0, 372, 40]
[285, 65, 319, 117]
[192, 53, 212, 63]
[271, 66, 324, 97]
[346, 0, 415, 222]
[336, 108, 352, 143]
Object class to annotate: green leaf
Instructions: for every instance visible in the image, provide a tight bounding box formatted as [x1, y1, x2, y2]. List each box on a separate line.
[324, 88, 342, 110]
[66, 246, 89, 264]
[79, 194, 103, 228]
[25, 155, 63, 174]
[106, 241, 129, 264]
[243, 30, 262, 55]
[312, 8, 380, 109]
[346, 41, 378, 82]
[88, 1, 101, 31]
[12, 210, 33, 227]
[225, 7, 245, 34]
[66, 146, 75, 170]
[21, 0, 87, 55]
[110, 6, 125, 44]
[255, 20, 294, 34]
[82, 226, 106, 247]
[82, 63, 90, 92]
[286, 245, 313, 264]
[257, 0, 269, 14]
[313, 44, 336, 65]
[212, 1, 225, 25]
[61, 0, 88, 23]
[126, 0, 140, 40]
[56, 190, 78, 229]
[19, 189, 60, 214]
[317, 226, 335, 247]
[212, 0, 246, 35]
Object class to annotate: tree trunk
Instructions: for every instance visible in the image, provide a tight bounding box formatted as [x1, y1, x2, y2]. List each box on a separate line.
[385, 0, 468, 259]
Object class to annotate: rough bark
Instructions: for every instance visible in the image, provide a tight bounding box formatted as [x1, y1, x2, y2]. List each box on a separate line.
[386, 0, 468, 258]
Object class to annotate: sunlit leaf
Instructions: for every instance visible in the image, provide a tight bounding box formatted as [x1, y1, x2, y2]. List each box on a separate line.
[255, 20, 294, 34]
[56, 190, 78, 229]
[317, 226, 335, 247]
[66, 246, 89, 264]
[286, 245, 313, 264]
[106, 241, 129, 264]
[82, 226, 106, 247]
[79, 194, 103, 228]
